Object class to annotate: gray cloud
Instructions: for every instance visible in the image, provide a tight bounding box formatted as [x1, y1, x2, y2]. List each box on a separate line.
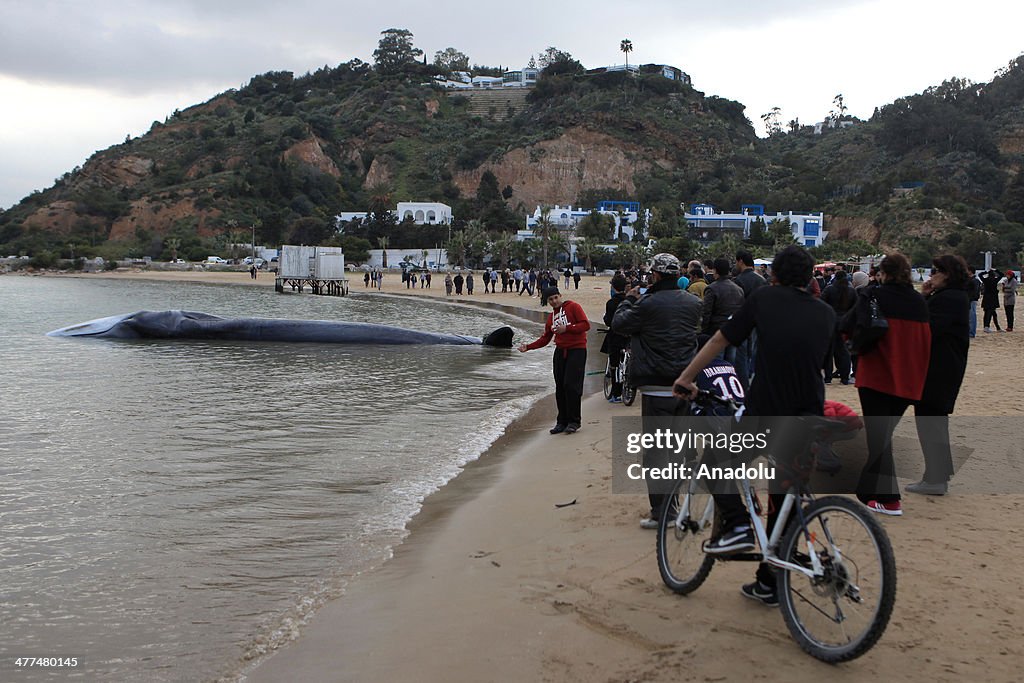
[0, 0, 865, 94]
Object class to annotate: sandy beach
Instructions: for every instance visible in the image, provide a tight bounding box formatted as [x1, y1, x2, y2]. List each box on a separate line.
[41, 268, 1024, 681]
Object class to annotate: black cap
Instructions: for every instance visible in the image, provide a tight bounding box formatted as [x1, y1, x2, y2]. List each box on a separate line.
[542, 286, 560, 300]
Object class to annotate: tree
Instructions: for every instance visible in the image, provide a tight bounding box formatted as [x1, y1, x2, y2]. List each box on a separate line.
[575, 237, 603, 272]
[373, 28, 423, 76]
[620, 39, 633, 70]
[377, 235, 390, 268]
[534, 206, 555, 269]
[476, 170, 501, 204]
[761, 107, 782, 137]
[165, 236, 181, 262]
[538, 47, 583, 77]
[577, 209, 614, 241]
[768, 218, 797, 249]
[339, 236, 371, 263]
[433, 47, 470, 73]
[288, 217, 331, 246]
[446, 231, 466, 268]
[492, 232, 515, 269]
[829, 93, 848, 126]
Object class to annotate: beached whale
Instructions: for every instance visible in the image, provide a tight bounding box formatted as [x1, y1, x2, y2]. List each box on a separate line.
[47, 310, 516, 348]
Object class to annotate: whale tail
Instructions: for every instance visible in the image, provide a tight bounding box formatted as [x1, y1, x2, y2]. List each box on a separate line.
[482, 326, 514, 348]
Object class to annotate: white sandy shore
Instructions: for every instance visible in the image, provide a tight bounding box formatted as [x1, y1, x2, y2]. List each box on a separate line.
[38, 269, 1024, 681]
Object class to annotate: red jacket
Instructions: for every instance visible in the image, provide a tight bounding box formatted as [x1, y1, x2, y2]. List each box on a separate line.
[525, 300, 590, 351]
[851, 284, 931, 401]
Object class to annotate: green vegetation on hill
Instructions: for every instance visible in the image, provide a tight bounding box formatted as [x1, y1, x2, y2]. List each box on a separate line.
[2, 31, 1023, 269]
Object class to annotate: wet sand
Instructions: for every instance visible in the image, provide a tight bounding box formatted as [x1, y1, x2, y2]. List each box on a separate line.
[43, 269, 1024, 682]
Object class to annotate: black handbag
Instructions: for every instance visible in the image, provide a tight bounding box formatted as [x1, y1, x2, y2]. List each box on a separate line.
[846, 291, 888, 355]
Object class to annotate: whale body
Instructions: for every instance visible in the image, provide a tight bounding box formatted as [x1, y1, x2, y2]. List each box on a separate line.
[47, 310, 516, 348]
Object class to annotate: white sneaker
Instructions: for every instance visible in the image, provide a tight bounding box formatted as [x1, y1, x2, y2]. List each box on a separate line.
[639, 517, 659, 530]
[984, 328, 992, 333]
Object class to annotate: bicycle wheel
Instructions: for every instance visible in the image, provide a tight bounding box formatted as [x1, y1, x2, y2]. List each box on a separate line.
[777, 496, 896, 663]
[603, 357, 613, 399]
[657, 477, 719, 594]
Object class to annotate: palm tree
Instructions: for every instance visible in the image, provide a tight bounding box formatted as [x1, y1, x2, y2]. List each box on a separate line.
[165, 237, 181, 262]
[446, 231, 467, 268]
[535, 206, 554, 270]
[620, 39, 633, 71]
[377, 235, 390, 268]
[492, 232, 515, 269]
[576, 237, 603, 273]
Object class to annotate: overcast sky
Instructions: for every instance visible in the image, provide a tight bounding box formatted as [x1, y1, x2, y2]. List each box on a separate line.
[1, 0, 1021, 209]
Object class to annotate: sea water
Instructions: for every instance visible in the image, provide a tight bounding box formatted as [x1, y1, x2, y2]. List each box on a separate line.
[0, 276, 548, 681]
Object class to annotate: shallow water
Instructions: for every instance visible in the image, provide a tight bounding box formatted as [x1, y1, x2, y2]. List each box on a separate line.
[0, 276, 547, 681]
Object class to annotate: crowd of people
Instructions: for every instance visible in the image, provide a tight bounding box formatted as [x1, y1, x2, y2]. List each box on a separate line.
[514, 243, 1003, 606]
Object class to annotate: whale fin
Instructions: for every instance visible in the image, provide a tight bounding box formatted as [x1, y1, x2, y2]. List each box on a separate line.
[481, 326, 514, 348]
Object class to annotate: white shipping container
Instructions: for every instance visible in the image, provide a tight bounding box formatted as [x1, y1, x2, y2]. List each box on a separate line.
[314, 251, 346, 279]
[280, 245, 316, 278]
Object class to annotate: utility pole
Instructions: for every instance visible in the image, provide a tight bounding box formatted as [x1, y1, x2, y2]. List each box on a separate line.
[252, 224, 256, 263]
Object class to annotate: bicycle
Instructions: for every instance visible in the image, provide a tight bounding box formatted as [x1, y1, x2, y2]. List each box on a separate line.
[602, 347, 636, 406]
[655, 390, 896, 663]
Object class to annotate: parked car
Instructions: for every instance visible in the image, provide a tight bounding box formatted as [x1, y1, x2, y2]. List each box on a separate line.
[203, 256, 228, 265]
[171, 258, 186, 264]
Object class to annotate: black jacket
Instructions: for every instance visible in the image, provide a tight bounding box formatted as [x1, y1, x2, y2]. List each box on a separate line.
[920, 287, 970, 413]
[701, 277, 745, 335]
[611, 278, 701, 387]
[601, 292, 629, 355]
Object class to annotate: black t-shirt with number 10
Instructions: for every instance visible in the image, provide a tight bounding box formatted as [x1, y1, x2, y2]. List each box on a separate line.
[720, 285, 835, 417]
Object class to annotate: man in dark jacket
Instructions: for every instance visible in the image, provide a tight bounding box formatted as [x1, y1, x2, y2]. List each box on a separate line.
[702, 258, 745, 376]
[733, 250, 766, 386]
[611, 253, 701, 529]
[602, 274, 630, 402]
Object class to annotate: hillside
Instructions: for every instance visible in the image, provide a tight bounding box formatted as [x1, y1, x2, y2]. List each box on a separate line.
[2, 52, 1024, 268]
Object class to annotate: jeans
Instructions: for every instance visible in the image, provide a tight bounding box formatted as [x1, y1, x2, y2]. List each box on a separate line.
[969, 301, 977, 337]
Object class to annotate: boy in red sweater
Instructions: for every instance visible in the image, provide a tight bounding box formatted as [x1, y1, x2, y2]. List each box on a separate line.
[518, 287, 591, 434]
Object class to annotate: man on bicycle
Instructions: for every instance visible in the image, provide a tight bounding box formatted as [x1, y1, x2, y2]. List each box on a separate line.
[673, 245, 835, 605]
[611, 253, 702, 529]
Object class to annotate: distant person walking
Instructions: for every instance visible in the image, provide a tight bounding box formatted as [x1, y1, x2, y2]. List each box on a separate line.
[364, 271, 370, 288]
[821, 266, 856, 384]
[444, 272, 453, 296]
[453, 272, 464, 295]
[981, 268, 1002, 332]
[466, 272, 474, 295]
[1000, 270, 1017, 331]
[572, 271, 581, 290]
[967, 269, 981, 337]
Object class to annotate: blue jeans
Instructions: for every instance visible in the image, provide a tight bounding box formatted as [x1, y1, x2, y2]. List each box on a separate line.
[969, 301, 977, 337]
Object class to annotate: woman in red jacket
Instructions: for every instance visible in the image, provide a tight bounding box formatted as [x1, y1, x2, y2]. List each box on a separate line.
[841, 253, 931, 516]
[518, 287, 591, 434]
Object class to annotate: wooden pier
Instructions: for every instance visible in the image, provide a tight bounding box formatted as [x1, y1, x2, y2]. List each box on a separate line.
[275, 276, 349, 296]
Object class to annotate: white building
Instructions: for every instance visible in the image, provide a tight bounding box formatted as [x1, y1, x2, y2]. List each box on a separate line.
[523, 201, 645, 241]
[502, 68, 539, 87]
[685, 204, 827, 247]
[336, 202, 452, 229]
[396, 202, 452, 225]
